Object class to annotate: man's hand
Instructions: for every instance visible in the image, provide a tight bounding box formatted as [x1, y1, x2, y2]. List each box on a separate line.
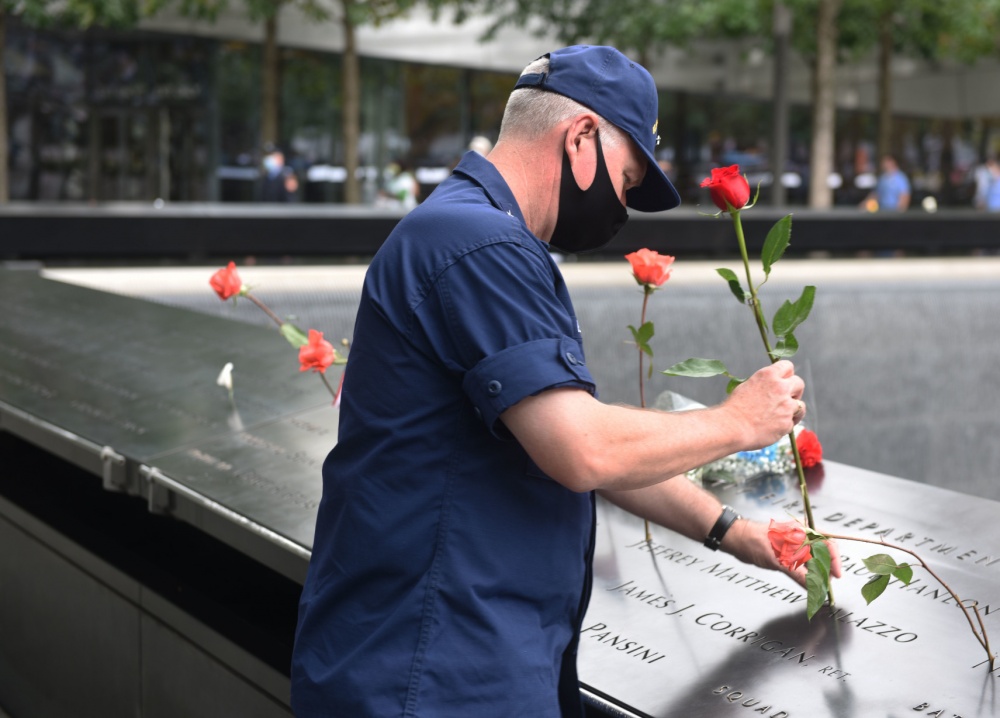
[722, 519, 843, 588]
[720, 360, 806, 451]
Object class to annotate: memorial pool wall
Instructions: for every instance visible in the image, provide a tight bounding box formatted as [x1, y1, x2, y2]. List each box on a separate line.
[43, 256, 1000, 502]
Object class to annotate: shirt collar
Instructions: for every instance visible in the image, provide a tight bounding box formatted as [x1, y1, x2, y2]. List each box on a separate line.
[451, 151, 526, 225]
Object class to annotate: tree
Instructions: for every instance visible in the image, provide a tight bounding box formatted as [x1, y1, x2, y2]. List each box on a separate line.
[447, 0, 855, 206]
[455, 0, 765, 66]
[181, 0, 423, 204]
[802, 0, 842, 209]
[0, 0, 151, 202]
[337, 0, 421, 203]
[834, 0, 1000, 202]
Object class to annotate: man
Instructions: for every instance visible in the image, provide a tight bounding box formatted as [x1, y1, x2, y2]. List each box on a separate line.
[870, 154, 910, 212]
[259, 144, 299, 202]
[292, 46, 831, 717]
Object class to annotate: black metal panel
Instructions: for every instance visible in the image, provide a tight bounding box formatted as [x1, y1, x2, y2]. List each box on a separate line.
[0, 269, 331, 579]
[0, 508, 143, 718]
[141, 615, 292, 718]
[579, 466, 1000, 716]
[4, 265, 1000, 715]
[1, 204, 997, 262]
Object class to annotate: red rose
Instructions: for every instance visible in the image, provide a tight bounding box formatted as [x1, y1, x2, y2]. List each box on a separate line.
[795, 429, 823, 468]
[299, 329, 337, 374]
[700, 165, 751, 212]
[767, 519, 812, 571]
[625, 248, 675, 288]
[210, 261, 244, 300]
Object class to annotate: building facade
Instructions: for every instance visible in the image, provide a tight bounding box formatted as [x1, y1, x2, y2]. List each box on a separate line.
[5, 6, 1000, 207]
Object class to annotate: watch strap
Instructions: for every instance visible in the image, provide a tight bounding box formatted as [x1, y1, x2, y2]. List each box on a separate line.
[704, 505, 741, 551]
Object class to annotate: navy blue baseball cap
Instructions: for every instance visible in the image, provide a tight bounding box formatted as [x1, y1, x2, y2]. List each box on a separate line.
[514, 45, 681, 212]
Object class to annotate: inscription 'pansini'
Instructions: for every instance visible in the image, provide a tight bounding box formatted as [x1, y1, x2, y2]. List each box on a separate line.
[580, 623, 666, 665]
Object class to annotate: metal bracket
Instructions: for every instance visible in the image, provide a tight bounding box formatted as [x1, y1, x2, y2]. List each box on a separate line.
[100, 446, 127, 493]
[141, 465, 175, 516]
[138, 463, 310, 562]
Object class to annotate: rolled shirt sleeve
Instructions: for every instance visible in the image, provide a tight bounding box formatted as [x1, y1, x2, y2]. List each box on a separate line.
[412, 238, 596, 436]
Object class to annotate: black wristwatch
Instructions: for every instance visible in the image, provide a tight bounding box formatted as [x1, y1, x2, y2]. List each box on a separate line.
[704, 505, 741, 551]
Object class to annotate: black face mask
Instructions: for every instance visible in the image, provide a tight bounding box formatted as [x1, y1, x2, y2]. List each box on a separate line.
[548, 130, 629, 254]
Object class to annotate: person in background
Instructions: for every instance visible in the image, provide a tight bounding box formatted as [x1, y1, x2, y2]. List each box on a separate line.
[973, 157, 994, 209]
[863, 154, 910, 212]
[380, 159, 420, 210]
[984, 158, 1000, 212]
[259, 144, 299, 202]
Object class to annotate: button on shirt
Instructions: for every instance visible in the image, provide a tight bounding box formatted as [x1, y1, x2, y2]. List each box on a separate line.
[292, 152, 598, 718]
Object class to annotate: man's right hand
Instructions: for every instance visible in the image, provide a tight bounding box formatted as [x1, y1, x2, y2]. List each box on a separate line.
[720, 360, 806, 450]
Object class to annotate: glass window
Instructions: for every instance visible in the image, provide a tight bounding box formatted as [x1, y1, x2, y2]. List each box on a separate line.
[283, 48, 340, 202]
[402, 63, 462, 168]
[468, 68, 513, 149]
[5, 24, 88, 200]
[216, 41, 260, 201]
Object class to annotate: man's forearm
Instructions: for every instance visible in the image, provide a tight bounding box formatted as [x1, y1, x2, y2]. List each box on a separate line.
[598, 477, 726, 545]
[501, 360, 804, 494]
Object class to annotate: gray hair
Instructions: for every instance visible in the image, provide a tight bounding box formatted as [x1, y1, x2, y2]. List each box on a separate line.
[498, 56, 627, 149]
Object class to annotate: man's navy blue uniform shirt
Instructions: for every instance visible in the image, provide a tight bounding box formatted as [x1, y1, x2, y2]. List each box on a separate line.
[292, 152, 598, 717]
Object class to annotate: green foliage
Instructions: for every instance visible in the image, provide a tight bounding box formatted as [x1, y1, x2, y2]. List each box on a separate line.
[279, 321, 310, 348]
[668, 212, 812, 381]
[860, 553, 913, 604]
[787, 0, 1000, 65]
[442, 0, 768, 55]
[628, 321, 655, 358]
[806, 540, 832, 619]
[447, 0, 997, 74]
[174, 0, 420, 28]
[715, 268, 748, 304]
[664, 357, 730, 379]
[761, 214, 793, 278]
[1, 0, 155, 28]
[771, 332, 799, 359]
[772, 285, 815, 338]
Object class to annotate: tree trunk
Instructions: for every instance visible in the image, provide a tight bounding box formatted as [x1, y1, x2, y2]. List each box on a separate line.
[0, 10, 9, 203]
[876, 8, 893, 162]
[808, 0, 842, 209]
[770, 2, 791, 207]
[341, 0, 361, 204]
[940, 119, 956, 205]
[261, 13, 280, 149]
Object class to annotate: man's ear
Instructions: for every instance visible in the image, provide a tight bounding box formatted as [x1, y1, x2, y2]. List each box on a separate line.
[564, 114, 600, 154]
[564, 114, 600, 190]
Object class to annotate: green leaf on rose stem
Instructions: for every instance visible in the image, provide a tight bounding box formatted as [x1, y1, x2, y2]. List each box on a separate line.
[892, 563, 914, 585]
[805, 551, 831, 620]
[726, 377, 743, 395]
[761, 214, 793, 276]
[862, 574, 891, 605]
[805, 542, 832, 620]
[663, 358, 729, 378]
[627, 323, 654, 358]
[811, 539, 832, 574]
[715, 268, 747, 303]
[637, 320, 655, 345]
[862, 553, 900, 576]
[280, 322, 310, 349]
[770, 332, 799, 359]
[772, 285, 816, 337]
